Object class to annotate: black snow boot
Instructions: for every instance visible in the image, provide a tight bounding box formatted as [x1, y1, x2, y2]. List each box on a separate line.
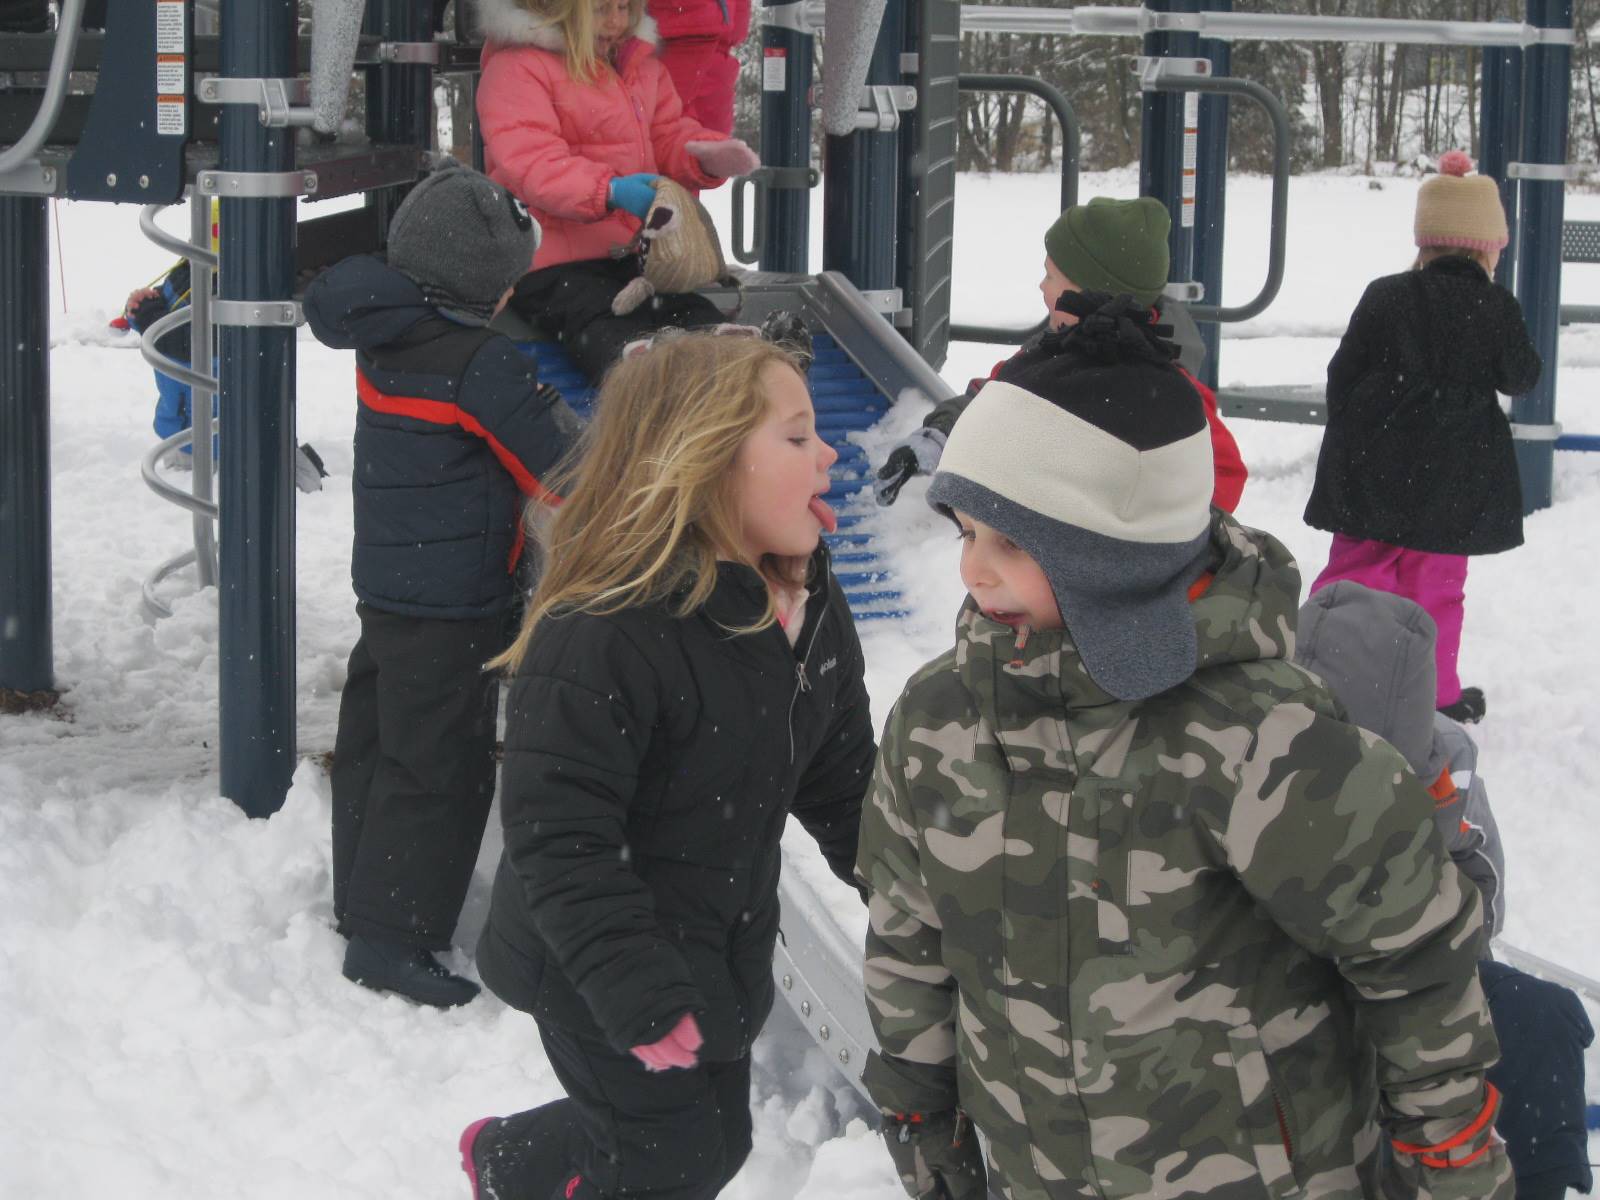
[342, 933, 479, 1008]
[461, 1113, 605, 1200]
[1438, 685, 1486, 724]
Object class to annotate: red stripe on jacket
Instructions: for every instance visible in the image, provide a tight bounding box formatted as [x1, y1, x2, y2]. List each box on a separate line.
[355, 367, 561, 506]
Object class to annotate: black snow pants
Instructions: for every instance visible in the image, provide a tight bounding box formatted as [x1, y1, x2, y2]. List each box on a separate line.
[510, 257, 724, 384]
[330, 603, 507, 950]
[483, 1021, 753, 1200]
[1480, 960, 1595, 1200]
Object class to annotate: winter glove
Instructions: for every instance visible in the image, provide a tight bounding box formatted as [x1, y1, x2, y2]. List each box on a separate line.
[1385, 1083, 1515, 1200]
[629, 1012, 702, 1072]
[873, 427, 947, 507]
[124, 287, 171, 334]
[607, 173, 661, 220]
[685, 138, 760, 179]
[881, 1110, 987, 1200]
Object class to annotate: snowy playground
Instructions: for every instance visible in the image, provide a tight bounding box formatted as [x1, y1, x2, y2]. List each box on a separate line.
[2, 167, 1599, 1197]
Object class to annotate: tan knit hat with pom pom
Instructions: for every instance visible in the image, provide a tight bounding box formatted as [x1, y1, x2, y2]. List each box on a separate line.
[1414, 150, 1508, 252]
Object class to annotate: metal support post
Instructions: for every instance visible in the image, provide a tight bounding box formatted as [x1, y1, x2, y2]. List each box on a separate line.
[364, 0, 433, 235]
[1140, 0, 1201, 295]
[1190, 0, 1231, 389]
[823, 1, 903, 292]
[0, 196, 53, 696]
[218, 0, 299, 817]
[1479, 36, 1522, 291]
[1512, 0, 1569, 515]
[760, 0, 815, 273]
[189, 193, 218, 588]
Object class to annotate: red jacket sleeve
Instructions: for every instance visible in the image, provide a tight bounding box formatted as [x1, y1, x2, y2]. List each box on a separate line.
[645, 59, 725, 190]
[478, 53, 614, 223]
[1180, 368, 1247, 513]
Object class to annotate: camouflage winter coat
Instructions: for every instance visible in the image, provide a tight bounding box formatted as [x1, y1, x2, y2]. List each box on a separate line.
[856, 512, 1511, 1200]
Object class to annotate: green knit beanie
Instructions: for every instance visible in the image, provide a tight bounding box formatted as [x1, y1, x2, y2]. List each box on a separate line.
[1043, 197, 1172, 306]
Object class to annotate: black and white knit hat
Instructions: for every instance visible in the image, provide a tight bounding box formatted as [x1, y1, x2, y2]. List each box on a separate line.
[926, 299, 1215, 701]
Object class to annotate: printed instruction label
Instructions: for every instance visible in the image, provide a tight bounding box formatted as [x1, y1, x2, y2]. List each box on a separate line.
[156, 97, 186, 136]
[763, 48, 787, 93]
[1181, 91, 1199, 227]
[155, 0, 185, 53]
[156, 55, 185, 95]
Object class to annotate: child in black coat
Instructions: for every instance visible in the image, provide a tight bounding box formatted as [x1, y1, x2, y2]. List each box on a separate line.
[303, 161, 580, 1008]
[459, 331, 875, 1200]
[1304, 151, 1541, 724]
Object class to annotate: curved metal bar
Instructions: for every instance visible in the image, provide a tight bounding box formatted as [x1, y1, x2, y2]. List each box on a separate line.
[141, 428, 221, 521]
[186, 193, 218, 588]
[1174, 76, 1289, 325]
[139, 307, 219, 393]
[0, 0, 87, 177]
[140, 548, 199, 622]
[949, 73, 1080, 346]
[139, 204, 220, 271]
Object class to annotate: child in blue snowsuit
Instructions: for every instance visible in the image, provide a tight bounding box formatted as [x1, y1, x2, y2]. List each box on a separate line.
[122, 261, 209, 448]
[1296, 581, 1594, 1200]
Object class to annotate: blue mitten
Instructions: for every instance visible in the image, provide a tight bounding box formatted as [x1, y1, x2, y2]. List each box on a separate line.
[607, 173, 661, 219]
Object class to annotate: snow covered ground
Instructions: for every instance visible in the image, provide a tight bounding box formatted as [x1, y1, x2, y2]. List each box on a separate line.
[3, 169, 1598, 1197]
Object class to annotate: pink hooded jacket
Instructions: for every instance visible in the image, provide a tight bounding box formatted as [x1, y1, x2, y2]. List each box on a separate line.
[475, 0, 730, 271]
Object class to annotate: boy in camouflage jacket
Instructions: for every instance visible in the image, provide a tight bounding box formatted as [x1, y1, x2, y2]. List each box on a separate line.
[855, 299, 1512, 1200]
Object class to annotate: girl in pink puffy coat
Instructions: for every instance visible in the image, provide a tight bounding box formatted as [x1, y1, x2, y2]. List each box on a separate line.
[476, 0, 759, 380]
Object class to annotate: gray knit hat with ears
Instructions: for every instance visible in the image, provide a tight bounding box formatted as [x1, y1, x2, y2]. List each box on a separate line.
[386, 158, 540, 325]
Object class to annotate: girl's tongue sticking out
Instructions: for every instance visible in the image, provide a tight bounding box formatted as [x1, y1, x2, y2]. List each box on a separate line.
[808, 494, 838, 534]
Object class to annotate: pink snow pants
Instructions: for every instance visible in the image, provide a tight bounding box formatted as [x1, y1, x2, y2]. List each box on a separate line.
[1310, 534, 1470, 707]
[657, 37, 739, 135]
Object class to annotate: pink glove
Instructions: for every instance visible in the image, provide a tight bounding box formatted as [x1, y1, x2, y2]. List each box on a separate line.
[685, 138, 760, 179]
[629, 1012, 703, 1072]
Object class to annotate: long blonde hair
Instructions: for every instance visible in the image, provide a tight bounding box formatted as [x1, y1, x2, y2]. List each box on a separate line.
[494, 333, 812, 674]
[512, 0, 647, 84]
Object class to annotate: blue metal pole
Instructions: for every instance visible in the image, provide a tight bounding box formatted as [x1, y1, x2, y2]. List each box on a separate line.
[365, 0, 432, 232]
[1512, 0, 1569, 515]
[1140, 0, 1200, 296]
[1479, 36, 1522, 291]
[759, 0, 813, 273]
[218, 0, 298, 816]
[0, 195, 53, 696]
[822, 1, 902, 291]
[1191, 0, 1231, 389]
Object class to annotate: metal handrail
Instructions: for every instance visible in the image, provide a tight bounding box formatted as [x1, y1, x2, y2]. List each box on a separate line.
[140, 428, 219, 522]
[1154, 75, 1290, 325]
[960, 5, 1573, 48]
[139, 204, 219, 271]
[949, 73, 1080, 346]
[139, 307, 217, 393]
[0, 0, 87, 176]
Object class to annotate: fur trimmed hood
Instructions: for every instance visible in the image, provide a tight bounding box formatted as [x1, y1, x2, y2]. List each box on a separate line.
[476, 0, 657, 50]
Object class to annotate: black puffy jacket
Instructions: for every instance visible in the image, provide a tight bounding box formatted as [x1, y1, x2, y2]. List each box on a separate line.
[303, 254, 577, 618]
[476, 549, 876, 1061]
[1305, 255, 1541, 556]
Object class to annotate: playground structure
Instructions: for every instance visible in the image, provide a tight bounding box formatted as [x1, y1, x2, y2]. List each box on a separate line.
[3, 0, 1599, 1114]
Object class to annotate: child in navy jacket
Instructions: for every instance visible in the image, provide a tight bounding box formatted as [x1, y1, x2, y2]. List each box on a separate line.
[1297, 581, 1594, 1200]
[304, 160, 581, 1008]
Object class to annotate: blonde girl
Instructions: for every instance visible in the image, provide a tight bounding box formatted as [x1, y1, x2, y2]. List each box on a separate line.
[475, 0, 760, 382]
[459, 334, 875, 1200]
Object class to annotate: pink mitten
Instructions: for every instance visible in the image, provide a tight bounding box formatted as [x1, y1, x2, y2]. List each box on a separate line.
[685, 138, 760, 179]
[629, 1013, 703, 1072]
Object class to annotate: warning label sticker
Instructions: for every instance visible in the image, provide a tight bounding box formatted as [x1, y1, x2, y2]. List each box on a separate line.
[155, 0, 184, 54]
[157, 97, 186, 137]
[156, 55, 185, 96]
[763, 48, 786, 93]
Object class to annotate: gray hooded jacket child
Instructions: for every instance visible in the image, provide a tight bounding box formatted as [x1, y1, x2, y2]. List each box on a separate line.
[1295, 580, 1504, 936]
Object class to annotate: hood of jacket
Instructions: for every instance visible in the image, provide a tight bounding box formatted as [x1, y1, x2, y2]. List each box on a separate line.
[1294, 579, 1441, 779]
[954, 510, 1300, 710]
[476, 0, 658, 55]
[302, 254, 438, 354]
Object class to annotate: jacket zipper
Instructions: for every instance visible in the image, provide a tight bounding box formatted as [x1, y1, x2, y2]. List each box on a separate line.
[786, 598, 827, 764]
